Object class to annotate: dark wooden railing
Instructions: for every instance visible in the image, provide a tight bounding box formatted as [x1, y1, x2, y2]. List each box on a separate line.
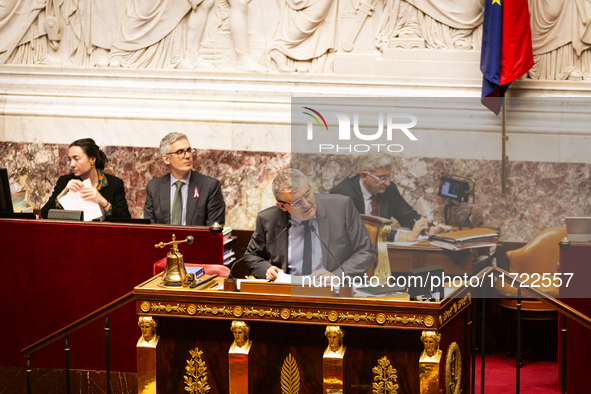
[471, 266, 591, 394]
[21, 291, 135, 394]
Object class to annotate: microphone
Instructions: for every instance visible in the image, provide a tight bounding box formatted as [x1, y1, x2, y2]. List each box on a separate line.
[229, 222, 291, 278]
[309, 224, 346, 275]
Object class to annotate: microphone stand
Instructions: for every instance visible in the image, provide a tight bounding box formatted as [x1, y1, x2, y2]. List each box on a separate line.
[309, 224, 353, 297]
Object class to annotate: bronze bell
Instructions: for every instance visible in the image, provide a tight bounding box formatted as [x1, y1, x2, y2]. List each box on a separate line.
[155, 234, 195, 287]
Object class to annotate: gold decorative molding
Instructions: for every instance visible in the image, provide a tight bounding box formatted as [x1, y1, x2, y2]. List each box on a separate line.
[281, 353, 301, 394]
[386, 315, 424, 326]
[150, 303, 187, 314]
[138, 301, 432, 328]
[372, 356, 399, 394]
[281, 308, 291, 320]
[439, 293, 471, 326]
[444, 342, 461, 394]
[292, 310, 328, 320]
[243, 307, 280, 318]
[233, 306, 244, 317]
[184, 347, 210, 394]
[197, 305, 233, 316]
[339, 312, 376, 323]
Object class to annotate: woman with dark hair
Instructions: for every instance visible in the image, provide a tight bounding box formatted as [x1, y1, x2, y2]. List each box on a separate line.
[41, 139, 131, 219]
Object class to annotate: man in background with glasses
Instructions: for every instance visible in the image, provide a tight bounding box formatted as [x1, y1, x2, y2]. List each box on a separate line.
[330, 152, 449, 242]
[243, 169, 376, 280]
[144, 132, 225, 226]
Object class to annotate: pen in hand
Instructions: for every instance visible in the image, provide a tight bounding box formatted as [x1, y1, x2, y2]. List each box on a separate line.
[414, 218, 430, 237]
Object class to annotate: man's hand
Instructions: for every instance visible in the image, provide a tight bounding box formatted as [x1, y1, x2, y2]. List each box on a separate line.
[408, 217, 430, 241]
[266, 266, 284, 281]
[429, 223, 452, 235]
[311, 269, 335, 280]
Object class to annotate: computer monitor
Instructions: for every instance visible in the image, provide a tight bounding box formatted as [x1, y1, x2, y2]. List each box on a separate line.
[438, 176, 470, 203]
[0, 168, 13, 214]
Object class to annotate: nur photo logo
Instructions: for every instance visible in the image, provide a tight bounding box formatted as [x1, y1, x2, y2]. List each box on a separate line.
[301, 106, 419, 153]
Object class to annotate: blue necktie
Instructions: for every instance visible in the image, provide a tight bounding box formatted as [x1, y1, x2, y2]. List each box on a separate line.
[302, 220, 312, 275]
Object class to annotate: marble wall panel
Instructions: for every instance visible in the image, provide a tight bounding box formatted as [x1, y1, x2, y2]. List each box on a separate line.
[0, 141, 290, 230]
[292, 154, 591, 242]
[1, 141, 588, 242]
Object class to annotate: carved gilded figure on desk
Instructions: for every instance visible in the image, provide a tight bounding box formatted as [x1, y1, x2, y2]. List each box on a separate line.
[229, 321, 252, 353]
[419, 330, 441, 363]
[137, 316, 159, 347]
[324, 326, 345, 357]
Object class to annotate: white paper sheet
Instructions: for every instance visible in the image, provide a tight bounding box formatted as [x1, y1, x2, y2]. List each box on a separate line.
[58, 179, 103, 221]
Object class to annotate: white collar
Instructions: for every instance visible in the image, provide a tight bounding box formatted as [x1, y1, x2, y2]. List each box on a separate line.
[359, 177, 373, 201]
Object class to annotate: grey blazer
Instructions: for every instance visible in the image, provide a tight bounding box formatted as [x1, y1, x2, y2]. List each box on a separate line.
[243, 194, 376, 279]
[143, 171, 225, 226]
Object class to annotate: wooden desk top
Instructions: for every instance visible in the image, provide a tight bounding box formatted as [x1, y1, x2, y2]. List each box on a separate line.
[134, 275, 472, 331]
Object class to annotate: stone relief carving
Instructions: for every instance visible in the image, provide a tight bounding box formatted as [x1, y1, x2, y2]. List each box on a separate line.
[528, 0, 591, 81]
[263, 0, 337, 73]
[376, 0, 484, 51]
[0, 0, 64, 65]
[1, 0, 590, 80]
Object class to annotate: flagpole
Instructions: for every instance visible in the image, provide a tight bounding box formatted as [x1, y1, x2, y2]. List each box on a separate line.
[502, 100, 507, 198]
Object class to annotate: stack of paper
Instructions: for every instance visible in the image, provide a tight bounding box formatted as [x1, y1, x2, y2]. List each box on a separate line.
[57, 179, 103, 221]
[430, 228, 498, 251]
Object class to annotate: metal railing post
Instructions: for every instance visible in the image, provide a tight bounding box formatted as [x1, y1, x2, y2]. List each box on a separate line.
[65, 336, 70, 394]
[516, 289, 521, 393]
[26, 357, 32, 394]
[105, 314, 110, 394]
[481, 286, 485, 394]
[472, 297, 476, 394]
[562, 314, 566, 394]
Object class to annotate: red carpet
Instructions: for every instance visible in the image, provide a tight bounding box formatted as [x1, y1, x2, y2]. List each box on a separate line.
[475, 352, 560, 393]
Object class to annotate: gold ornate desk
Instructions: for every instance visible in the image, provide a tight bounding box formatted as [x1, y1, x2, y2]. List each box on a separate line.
[133, 277, 472, 393]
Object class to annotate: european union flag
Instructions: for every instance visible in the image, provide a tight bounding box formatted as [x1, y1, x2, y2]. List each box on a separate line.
[480, 0, 534, 114]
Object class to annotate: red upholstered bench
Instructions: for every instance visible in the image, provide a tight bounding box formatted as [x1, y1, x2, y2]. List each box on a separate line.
[153, 258, 230, 278]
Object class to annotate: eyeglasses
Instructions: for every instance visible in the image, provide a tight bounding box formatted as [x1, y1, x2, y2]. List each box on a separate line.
[168, 148, 195, 158]
[365, 172, 390, 183]
[279, 190, 314, 208]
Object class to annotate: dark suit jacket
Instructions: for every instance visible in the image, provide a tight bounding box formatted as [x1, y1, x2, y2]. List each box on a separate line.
[330, 174, 421, 229]
[41, 173, 131, 219]
[144, 170, 225, 226]
[243, 194, 377, 279]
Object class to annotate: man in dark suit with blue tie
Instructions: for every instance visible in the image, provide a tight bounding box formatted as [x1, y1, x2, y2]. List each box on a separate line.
[144, 133, 225, 226]
[243, 169, 376, 280]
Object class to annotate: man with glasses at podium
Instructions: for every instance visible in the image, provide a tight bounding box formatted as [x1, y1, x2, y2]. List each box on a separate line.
[243, 169, 376, 280]
[144, 133, 225, 226]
